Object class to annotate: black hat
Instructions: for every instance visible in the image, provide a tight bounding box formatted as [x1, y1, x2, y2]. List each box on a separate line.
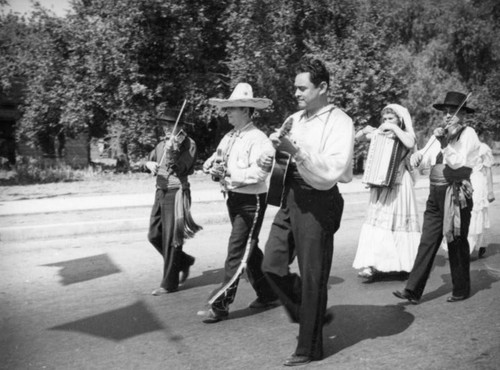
[157, 108, 180, 124]
[433, 91, 475, 113]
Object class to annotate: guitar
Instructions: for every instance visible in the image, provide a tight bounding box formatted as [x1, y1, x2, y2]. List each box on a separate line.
[266, 118, 293, 207]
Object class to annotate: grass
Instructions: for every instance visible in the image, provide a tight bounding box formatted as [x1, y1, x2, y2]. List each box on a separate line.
[0, 165, 210, 202]
[1, 160, 499, 203]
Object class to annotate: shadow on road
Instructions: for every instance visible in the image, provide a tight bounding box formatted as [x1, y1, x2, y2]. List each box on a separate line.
[181, 268, 225, 289]
[43, 253, 121, 285]
[49, 300, 163, 341]
[323, 304, 414, 358]
[409, 243, 500, 304]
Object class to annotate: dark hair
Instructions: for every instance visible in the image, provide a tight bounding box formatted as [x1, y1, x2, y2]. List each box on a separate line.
[296, 58, 330, 88]
[474, 125, 484, 137]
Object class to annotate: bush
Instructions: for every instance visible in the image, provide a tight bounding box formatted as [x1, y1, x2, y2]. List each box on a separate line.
[0, 156, 89, 185]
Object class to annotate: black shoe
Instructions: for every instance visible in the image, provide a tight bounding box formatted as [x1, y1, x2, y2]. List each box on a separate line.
[248, 297, 281, 309]
[323, 312, 334, 326]
[478, 247, 486, 258]
[200, 308, 228, 324]
[283, 355, 311, 367]
[393, 290, 419, 304]
[446, 295, 469, 302]
[180, 257, 195, 285]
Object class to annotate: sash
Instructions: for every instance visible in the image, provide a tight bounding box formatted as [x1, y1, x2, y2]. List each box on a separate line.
[430, 165, 473, 243]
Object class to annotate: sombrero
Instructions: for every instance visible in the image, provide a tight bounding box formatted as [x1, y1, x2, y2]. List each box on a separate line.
[208, 82, 272, 109]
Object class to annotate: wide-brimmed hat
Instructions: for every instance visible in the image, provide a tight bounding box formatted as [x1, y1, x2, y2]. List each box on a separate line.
[433, 91, 475, 113]
[208, 83, 272, 109]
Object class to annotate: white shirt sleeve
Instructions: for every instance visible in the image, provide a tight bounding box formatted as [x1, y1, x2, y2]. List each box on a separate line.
[293, 108, 355, 190]
[442, 126, 480, 169]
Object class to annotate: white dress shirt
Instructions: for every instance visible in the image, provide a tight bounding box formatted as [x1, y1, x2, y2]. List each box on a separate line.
[211, 122, 273, 194]
[417, 126, 480, 170]
[287, 104, 355, 190]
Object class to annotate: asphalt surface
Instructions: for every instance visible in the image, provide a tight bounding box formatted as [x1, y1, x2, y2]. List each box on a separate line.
[1, 176, 500, 369]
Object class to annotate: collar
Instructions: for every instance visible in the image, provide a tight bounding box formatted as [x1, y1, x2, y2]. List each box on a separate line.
[231, 121, 253, 137]
[299, 104, 335, 122]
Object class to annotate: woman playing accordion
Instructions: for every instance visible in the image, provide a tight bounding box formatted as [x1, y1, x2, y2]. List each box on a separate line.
[353, 104, 421, 280]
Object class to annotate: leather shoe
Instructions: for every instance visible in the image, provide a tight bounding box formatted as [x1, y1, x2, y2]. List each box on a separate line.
[151, 287, 177, 296]
[283, 355, 311, 366]
[323, 312, 334, 326]
[249, 297, 281, 309]
[446, 295, 468, 302]
[199, 308, 228, 324]
[179, 257, 195, 285]
[393, 290, 419, 304]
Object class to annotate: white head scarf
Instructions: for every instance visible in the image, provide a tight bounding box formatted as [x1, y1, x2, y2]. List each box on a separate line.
[382, 103, 415, 139]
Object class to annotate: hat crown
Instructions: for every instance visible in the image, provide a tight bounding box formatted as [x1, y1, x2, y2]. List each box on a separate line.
[157, 108, 179, 123]
[433, 91, 475, 113]
[442, 91, 468, 107]
[208, 82, 272, 109]
[228, 83, 254, 101]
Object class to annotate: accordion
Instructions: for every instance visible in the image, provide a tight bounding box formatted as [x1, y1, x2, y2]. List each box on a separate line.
[362, 132, 404, 187]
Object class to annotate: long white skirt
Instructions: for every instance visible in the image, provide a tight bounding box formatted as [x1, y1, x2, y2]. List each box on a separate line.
[353, 170, 421, 272]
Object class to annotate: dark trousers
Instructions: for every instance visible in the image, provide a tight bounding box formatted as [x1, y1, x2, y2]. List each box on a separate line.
[406, 184, 472, 299]
[211, 192, 276, 311]
[262, 178, 344, 360]
[148, 188, 194, 291]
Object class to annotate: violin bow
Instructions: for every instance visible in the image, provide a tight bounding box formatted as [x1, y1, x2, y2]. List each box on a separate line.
[159, 99, 188, 165]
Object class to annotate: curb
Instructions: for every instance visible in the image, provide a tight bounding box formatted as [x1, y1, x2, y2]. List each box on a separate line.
[0, 208, 281, 242]
[6, 174, 496, 242]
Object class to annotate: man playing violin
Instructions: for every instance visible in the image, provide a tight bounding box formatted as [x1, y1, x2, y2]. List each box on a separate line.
[146, 108, 201, 296]
[394, 91, 481, 304]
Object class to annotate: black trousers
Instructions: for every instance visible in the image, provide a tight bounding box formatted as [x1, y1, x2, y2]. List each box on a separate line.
[148, 188, 194, 291]
[405, 184, 472, 299]
[211, 192, 277, 311]
[262, 177, 343, 360]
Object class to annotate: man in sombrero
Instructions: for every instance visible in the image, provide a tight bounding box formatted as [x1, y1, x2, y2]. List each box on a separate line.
[394, 91, 481, 304]
[199, 82, 279, 323]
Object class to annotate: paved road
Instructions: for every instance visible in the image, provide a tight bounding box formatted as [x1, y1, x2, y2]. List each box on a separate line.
[1, 186, 499, 369]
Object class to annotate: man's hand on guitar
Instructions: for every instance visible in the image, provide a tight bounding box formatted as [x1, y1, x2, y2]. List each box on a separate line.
[277, 136, 299, 157]
[269, 131, 282, 149]
[210, 162, 226, 180]
[202, 156, 216, 174]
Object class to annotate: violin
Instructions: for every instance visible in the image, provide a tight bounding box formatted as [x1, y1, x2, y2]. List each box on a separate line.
[443, 121, 466, 142]
[436, 92, 471, 144]
[421, 92, 471, 155]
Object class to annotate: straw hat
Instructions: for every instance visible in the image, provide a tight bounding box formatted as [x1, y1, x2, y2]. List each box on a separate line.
[208, 83, 272, 109]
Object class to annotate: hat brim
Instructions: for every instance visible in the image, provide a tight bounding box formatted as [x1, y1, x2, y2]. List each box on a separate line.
[433, 103, 475, 114]
[209, 98, 272, 110]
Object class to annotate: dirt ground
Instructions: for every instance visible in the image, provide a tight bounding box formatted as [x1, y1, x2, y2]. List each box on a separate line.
[0, 171, 211, 202]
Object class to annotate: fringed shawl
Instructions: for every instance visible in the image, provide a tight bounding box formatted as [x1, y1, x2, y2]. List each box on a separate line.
[173, 183, 202, 247]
